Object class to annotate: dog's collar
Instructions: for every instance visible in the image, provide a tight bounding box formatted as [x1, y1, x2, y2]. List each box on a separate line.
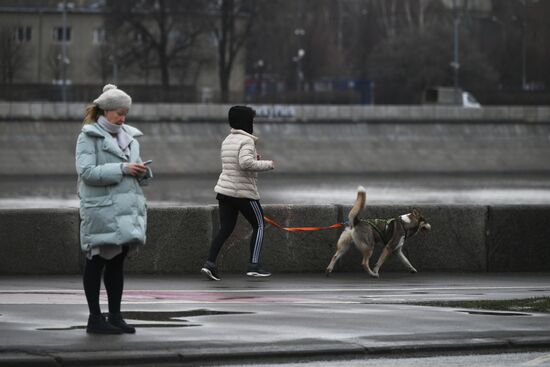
[395, 218, 406, 239]
[397, 217, 421, 240]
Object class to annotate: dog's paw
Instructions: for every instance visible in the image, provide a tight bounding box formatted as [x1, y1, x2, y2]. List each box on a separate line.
[409, 268, 418, 274]
[370, 272, 380, 279]
[325, 269, 332, 277]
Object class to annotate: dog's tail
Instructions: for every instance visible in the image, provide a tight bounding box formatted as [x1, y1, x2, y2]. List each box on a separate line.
[348, 186, 366, 227]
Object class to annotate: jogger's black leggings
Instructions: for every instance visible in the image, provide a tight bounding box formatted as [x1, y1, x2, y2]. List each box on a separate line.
[83, 246, 128, 315]
[208, 194, 265, 265]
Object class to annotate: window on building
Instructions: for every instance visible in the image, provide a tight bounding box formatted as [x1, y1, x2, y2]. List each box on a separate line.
[53, 26, 71, 42]
[92, 28, 105, 44]
[14, 26, 32, 42]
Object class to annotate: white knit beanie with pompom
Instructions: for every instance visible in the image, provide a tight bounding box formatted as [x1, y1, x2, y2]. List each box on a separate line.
[93, 84, 132, 110]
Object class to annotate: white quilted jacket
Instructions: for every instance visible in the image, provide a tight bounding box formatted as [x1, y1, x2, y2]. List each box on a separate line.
[214, 129, 274, 200]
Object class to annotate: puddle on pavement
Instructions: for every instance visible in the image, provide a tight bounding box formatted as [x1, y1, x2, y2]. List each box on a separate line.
[0, 291, 77, 295]
[457, 310, 531, 316]
[123, 309, 252, 321]
[217, 296, 258, 301]
[37, 309, 252, 331]
[38, 323, 199, 331]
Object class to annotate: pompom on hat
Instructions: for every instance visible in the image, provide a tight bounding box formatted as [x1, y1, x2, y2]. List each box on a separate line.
[93, 84, 132, 110]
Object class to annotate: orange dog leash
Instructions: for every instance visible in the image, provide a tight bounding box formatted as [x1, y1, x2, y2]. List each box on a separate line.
[263, 216, 346, 232]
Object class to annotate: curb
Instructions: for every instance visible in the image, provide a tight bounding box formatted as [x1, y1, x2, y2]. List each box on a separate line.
[2, 337, 550, 366]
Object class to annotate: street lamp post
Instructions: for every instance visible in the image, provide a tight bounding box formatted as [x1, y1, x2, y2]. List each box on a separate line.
[510, 14, 528, 91]
[293, 49, 305, 92]
[492, 11, 527, 91]
[519, 0, 528, 90]
[515, 0, 538, 90]
[58, 0, 73, 103]
[61, 0, 68, 103]
[293, 28, 306, 92]
[521, 19, 527, 90]
[451, 0, 461, 105]
[254, 59, 264, 101]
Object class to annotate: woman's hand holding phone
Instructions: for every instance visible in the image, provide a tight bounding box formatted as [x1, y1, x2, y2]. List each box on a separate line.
[127, 162, 149, 176]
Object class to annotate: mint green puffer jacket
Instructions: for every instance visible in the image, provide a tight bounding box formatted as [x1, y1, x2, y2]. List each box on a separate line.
[75, 123, 152, 252]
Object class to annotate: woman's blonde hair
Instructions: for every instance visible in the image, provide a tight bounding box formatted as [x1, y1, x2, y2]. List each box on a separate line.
[83, 104, 104, 124]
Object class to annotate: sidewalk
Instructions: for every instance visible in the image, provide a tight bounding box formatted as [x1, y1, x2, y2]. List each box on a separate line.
[1, 272, 550, 366]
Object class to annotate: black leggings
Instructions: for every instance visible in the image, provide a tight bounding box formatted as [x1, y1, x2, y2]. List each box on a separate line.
[208, 194, 265, 265]
[83, 246, 128, 315]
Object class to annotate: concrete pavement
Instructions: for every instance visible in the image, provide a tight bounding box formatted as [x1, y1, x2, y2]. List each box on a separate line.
[1, 272, 550, 366]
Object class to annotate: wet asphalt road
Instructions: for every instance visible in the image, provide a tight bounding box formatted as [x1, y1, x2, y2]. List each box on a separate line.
[1, 273, 549, 365]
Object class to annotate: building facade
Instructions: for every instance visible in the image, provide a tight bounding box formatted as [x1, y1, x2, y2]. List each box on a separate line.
[0, 1, 245, 102]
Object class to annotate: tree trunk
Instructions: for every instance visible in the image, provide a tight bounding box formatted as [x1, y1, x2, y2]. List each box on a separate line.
[220, 69, 230, 102]
[218, 0, 231, 103]
[160, 53, 170, 88]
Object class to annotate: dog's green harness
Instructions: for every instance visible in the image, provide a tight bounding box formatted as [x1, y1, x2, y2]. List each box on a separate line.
[360, 218, 396, 244]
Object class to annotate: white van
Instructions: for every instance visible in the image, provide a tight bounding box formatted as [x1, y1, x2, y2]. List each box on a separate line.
[422, 87, 481, 108]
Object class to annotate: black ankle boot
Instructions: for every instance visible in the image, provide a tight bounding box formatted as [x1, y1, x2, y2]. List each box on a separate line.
[86, 314, 123, 334]
[108, 312, 136, 334]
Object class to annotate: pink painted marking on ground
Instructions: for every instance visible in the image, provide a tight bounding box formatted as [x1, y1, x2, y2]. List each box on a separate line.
[0, 290, 308, 304]
[123, 290, 306, 303]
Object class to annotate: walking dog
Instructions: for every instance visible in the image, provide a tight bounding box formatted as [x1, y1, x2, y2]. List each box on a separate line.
[326, 186, 431, 278]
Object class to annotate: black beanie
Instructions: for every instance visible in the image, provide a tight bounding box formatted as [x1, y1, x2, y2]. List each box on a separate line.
[228, 105, 255, 134]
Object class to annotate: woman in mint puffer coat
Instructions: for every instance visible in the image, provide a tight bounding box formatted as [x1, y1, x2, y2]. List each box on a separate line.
[75, 84, 152, 335]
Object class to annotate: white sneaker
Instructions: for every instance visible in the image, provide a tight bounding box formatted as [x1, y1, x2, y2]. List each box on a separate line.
[246, 265, 271, 277]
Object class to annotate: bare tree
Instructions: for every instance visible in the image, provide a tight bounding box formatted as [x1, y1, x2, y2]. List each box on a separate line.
[488, 0, 547, 89]
[375, 0, 399, 37]
[246, 0, 347, 91]
[243, 0, 548, 104]
[417, 0, 433, 31]
[88, 44, 112, 83]
[311, 1, 351, 77]
[207, 0, 262, 102]
[371, 0, 443, 37]
[105, 0, 206, 88]
[367, 22, 498, 103]
[0, 26, 31, 84]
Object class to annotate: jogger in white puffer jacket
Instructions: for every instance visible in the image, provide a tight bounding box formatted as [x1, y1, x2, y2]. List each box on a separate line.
[201, 106, 274, 281]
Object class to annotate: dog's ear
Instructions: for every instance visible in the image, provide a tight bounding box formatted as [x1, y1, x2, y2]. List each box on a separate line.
[412, 208, 429, 224]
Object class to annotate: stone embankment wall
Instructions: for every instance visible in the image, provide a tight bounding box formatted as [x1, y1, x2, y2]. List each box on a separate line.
[1, 205, 548, 274]
[1, 103, 550, 175]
